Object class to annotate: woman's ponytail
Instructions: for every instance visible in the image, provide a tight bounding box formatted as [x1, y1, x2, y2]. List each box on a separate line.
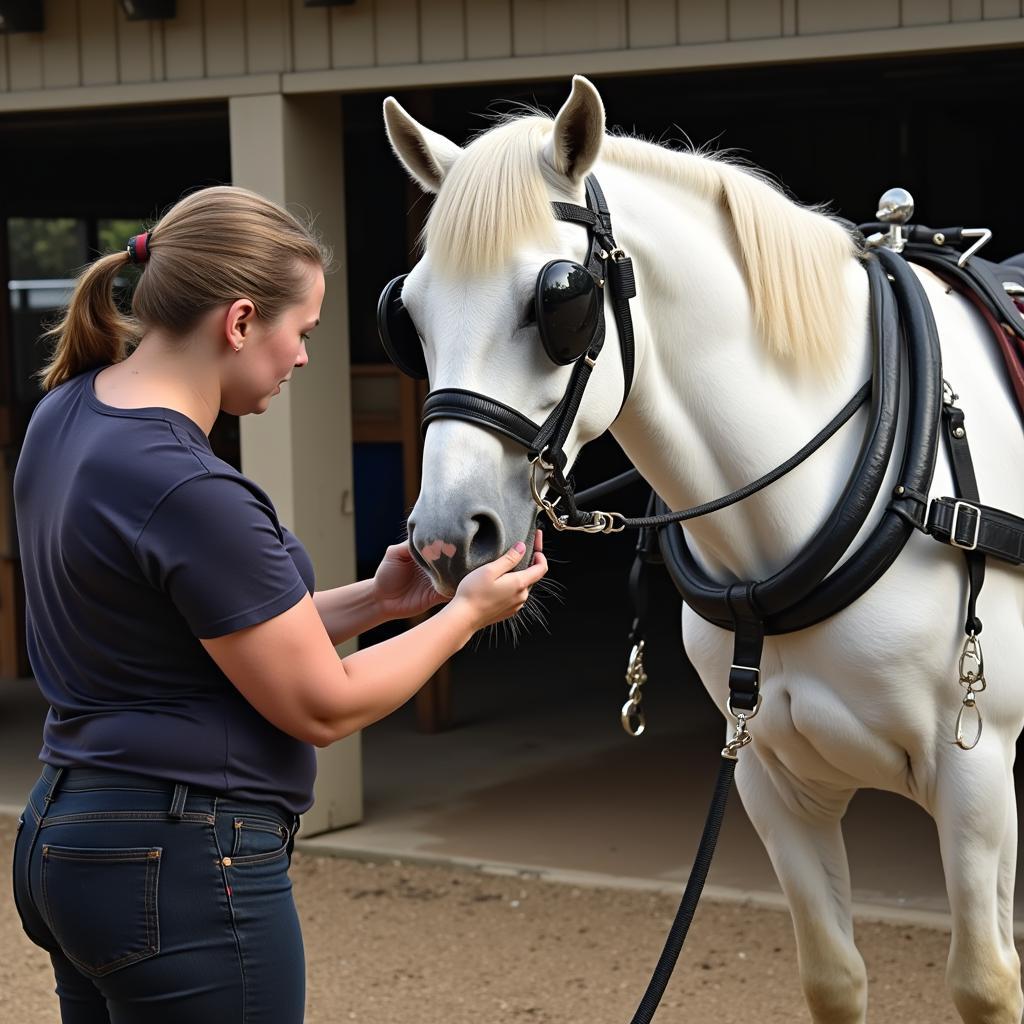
[39, 250, 137, 392]
[38, 186, 330, 394]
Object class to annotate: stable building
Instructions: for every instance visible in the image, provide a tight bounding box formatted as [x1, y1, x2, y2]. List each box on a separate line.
[2, 0, 1023, 842]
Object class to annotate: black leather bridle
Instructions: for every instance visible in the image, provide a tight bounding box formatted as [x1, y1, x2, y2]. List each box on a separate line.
[418, 175, 640, 533]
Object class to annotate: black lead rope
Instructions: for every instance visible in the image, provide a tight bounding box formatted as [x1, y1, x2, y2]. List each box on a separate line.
[628, 756, 736, 1024]
[608, 255, 901, 1021]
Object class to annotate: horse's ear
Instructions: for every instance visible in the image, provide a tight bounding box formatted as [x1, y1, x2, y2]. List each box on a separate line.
[543, 75, 606, 185]
[383, 97, 462, 194]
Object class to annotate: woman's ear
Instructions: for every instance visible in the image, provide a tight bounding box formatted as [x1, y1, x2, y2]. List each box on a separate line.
[225, 298, 256, 352]
[542, 75, 606, 185]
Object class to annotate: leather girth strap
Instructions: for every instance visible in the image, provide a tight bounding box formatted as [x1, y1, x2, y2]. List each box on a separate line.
[938, 400, 986, 634]
[878, 248, 1024, 577]
[725, 585, 764, 713]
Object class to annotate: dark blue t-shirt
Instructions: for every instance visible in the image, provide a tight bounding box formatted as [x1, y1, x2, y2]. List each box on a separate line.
[14, 367, 317, 815]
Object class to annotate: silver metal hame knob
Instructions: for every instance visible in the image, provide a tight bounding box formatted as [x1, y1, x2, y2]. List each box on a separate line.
[876, 187, 915, 225]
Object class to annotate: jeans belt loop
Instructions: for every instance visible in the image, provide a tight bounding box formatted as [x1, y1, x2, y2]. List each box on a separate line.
[169, 783, 189, 820]
[42, 766, 65, 807]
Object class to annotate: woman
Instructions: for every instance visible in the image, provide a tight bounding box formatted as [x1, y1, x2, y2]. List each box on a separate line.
[10, 185, 546, 1024]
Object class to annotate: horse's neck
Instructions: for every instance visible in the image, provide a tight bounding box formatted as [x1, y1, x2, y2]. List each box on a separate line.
[603, 165, 873, 580]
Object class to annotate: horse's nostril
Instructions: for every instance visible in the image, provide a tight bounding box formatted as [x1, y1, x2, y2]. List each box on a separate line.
[468, 512, 503, 563]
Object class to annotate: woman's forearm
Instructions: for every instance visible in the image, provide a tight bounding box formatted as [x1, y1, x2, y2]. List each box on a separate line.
[312, 579, 386, 645]
[314, 600, 477, 741]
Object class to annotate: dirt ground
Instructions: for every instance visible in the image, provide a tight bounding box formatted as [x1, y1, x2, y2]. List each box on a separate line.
[2, 814, 1018, 1024]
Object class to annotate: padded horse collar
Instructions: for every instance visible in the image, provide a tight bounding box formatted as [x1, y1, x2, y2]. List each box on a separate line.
[655, 248, 942, 644]
[650, 238, 1024, 719]
[420, 175, 637, 499]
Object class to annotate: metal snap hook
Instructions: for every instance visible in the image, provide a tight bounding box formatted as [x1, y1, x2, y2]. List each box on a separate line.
[529, 458, 562, 525]
[620, 640, 648, 737]
[952, 632, 987, 751]
[722, 716, 753, 760]
[530, 446, 557, 473]
[958, 632, 984, 683]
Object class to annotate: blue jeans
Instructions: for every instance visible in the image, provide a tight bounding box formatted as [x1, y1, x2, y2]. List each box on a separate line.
[11, 764, 305, 1023]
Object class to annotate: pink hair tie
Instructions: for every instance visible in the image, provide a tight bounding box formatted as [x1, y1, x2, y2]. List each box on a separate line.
[126, 232, 150, 264]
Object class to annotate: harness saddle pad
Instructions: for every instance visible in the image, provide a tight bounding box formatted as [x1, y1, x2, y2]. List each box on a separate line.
[911, 251, 1024, 431]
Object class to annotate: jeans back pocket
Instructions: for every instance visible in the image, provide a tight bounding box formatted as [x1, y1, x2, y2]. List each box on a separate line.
[41, 845, 161, 977]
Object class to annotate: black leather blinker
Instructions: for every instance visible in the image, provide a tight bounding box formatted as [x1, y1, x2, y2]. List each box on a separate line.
[377, 274, 427, 381]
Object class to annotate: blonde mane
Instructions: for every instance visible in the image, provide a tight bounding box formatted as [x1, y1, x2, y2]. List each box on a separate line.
[425, 116, 858, 369]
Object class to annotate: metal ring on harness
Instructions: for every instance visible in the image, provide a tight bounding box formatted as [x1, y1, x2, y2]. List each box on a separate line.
[726, 692, 763, 721]
[955, 699, 983, 750]
[621, 697, 646, 737]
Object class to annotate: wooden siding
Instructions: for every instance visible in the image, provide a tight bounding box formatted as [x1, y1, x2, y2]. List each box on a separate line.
[0, 0, 1022, 101]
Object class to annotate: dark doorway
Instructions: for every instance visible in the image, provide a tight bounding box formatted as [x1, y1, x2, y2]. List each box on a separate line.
[0, 101, 233, 439]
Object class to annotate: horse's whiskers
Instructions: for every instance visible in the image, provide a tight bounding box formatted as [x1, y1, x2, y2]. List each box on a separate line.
[531, 577, 566, 605]
[467, 585, 554, 651]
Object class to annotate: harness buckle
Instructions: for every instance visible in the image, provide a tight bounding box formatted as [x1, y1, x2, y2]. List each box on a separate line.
[950, 500, 981, 551]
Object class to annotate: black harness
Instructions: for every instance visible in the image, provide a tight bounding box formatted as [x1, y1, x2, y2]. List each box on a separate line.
[616, 242, 1024, 744]
[378, 179, 1024, 1024]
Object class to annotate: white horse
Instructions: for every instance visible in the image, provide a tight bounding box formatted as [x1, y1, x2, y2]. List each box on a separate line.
[383, 76, 1024, 1023]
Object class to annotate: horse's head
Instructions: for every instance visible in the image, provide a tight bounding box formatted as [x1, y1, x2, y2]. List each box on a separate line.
[382, 77, 631, 596]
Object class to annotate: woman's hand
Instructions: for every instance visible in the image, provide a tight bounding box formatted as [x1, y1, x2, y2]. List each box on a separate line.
[450, 532, 548, 630]
[372, 542, 449, 621]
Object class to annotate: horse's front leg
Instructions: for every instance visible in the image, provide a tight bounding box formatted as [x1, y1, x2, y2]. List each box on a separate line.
[737, 748, 867, 1024]
[931, 737, 1023, 1024]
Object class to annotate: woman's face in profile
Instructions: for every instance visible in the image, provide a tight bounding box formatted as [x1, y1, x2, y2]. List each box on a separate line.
[221, 265, 325, 416]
